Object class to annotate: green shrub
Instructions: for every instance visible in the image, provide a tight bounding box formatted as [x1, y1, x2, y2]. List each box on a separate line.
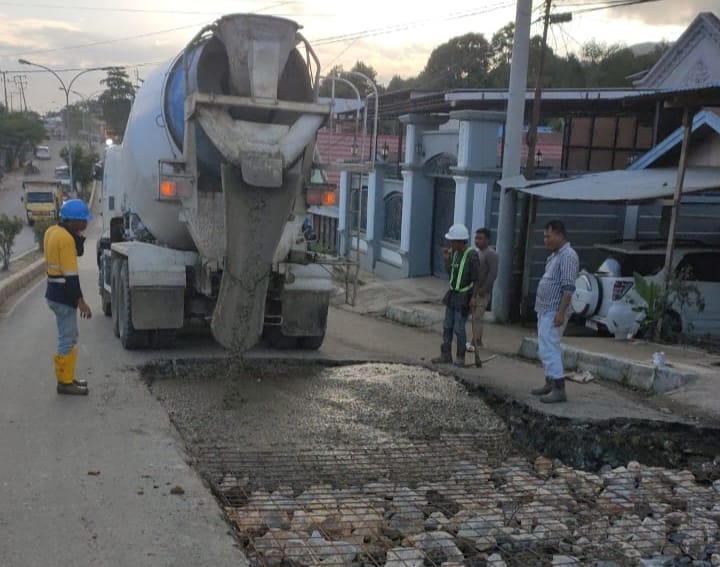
[32, 219, 56, 252]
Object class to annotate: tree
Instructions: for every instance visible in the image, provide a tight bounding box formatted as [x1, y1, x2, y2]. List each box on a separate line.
[0, 112, 46, 169]
[60, 144, 100, 201]
[0, 215, 23, 271]
[319, 61, 382, 98]
[418, 32, 492, 89]
[386, 74, 416, 93]
[98, 68, 135, 138]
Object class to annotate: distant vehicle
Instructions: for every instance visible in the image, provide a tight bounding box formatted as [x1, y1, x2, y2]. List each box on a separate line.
[21, 180, 65, 225]
[571, 242, 720, 339]
[54, 165, 72, 191]
[34, 145, 51, 160]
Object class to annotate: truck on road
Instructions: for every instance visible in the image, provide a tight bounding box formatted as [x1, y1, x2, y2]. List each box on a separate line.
[21, 180, 65, 225]
[97, 14, 334, 351]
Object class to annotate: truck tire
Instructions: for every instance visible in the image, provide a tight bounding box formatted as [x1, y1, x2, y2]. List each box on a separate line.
[150, 329, 177, 349]
[298, 334, 325, 350]
[118, 259, 148, 349]
[110, 257, 122, 337]
[264, 327, 299, 349]
[101, 290, 112, 317]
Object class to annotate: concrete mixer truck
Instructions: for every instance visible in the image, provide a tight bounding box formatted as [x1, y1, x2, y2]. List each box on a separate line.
[97, 14, 334, 351]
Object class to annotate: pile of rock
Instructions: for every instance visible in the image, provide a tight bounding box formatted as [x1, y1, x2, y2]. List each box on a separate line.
[221, 457, 720, 566]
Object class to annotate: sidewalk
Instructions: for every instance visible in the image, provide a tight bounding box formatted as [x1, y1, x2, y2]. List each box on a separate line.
[331, 271, 720, 423]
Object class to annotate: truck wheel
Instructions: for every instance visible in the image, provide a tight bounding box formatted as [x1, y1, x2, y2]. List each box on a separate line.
[118, 259, 148, 349]
[298, 334, 325, 350]
[101, 290, 112, 317]
[264, 327, 299, 349]
[150, 329, 177, 349]
[111, 258, 122, 337]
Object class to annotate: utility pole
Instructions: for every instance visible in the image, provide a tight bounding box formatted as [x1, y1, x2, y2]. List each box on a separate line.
[492, 0, 532, 323]
[524, 0, 552, 181]
[1, 71, 7, 110]
[14, 75, 28, 112]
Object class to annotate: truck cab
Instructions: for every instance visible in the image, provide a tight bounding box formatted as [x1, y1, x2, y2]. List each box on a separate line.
[21, 180, 64, 226]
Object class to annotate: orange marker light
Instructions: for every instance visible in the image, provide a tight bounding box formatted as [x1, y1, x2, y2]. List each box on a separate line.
[160, 180, 177, 198]
[321, 191, 337, 206]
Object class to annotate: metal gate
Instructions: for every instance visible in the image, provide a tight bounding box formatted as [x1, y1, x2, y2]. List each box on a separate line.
[431, 178, 455, 276]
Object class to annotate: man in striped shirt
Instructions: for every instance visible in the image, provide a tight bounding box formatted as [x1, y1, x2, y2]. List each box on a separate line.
[532, 220, 579, 403]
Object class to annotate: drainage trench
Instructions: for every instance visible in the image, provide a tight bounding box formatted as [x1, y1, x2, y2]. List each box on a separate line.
[144, 360, 720, 567]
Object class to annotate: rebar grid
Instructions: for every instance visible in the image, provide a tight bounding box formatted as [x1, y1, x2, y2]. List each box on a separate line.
[195, 438, 720, 566]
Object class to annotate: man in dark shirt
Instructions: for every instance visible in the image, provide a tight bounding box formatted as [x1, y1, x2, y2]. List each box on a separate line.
[467, 228, 499, 366]
[432, 224, 480, 367]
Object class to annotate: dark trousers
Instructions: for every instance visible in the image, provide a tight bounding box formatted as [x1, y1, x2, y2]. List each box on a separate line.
[442, 306, 468, 356]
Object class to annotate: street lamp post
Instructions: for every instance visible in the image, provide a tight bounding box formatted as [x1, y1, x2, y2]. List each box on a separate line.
[69, 89, 102, 148]
[18, 59, 112, 197]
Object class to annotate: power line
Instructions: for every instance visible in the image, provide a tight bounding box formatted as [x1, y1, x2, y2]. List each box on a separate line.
[312, 2, 515, 46]
[2, 23, 206, 58]
[0, 0, 298, 16]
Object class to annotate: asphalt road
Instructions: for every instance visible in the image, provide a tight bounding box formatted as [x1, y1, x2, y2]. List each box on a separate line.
[0, 139, 78, 258]
[0, 214, 247, 566]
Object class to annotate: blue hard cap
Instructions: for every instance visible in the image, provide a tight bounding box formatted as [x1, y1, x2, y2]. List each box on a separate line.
[60, 199, 93, 221]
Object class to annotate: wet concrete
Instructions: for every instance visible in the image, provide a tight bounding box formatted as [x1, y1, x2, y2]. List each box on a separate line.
[142, 359, 720, 567]
[145, 359, 720, 484]
[144, 360, 509, 453]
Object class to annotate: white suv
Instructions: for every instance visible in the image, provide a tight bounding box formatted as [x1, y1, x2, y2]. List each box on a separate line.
[571, 242, 720, 339]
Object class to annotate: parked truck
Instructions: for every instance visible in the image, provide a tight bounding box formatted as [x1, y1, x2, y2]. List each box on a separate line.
[21, 180, 65, 225]
[97, 14, 334, 351]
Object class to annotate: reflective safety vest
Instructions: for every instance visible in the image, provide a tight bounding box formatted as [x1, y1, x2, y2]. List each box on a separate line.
[449, 247, 474, 292]
[44, 224, 83, 307]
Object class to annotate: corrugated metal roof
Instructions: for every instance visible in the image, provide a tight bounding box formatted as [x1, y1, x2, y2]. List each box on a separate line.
[500, 166, 720, 202]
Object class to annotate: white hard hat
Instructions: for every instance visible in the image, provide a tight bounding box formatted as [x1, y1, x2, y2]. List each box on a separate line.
[445, 223, 470, 241]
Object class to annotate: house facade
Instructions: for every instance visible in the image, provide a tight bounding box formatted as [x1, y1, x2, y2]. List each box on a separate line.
[328, 12, 720, 286]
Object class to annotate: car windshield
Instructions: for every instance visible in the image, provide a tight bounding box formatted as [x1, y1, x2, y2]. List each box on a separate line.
[26, 192, 55, 203]
[595, 250, 665, 277]
[54, 168, 69, 179]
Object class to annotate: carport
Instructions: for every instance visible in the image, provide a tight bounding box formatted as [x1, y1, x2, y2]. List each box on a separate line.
[497, 85, 720, 323]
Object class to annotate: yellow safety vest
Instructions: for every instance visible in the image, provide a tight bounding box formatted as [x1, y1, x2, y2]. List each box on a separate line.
[450, 247, 474, 292]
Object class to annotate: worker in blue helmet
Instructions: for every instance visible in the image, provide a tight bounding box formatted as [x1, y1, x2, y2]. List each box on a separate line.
[44, 199, 93, 395]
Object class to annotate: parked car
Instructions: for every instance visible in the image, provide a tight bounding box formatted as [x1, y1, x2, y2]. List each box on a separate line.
[571, 241, 720, 339]
[34, 145, 51, 160]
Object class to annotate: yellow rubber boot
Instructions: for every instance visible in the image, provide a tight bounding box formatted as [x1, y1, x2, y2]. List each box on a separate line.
[67, 346, 87, 387]
[55, 348, 88, 395]
[54, 352, 72, 384]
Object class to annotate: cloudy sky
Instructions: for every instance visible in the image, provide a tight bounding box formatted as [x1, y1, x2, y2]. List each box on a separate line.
[0, 0, 715, 112]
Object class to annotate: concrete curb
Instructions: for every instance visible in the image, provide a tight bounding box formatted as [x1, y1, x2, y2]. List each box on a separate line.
[518, 337, 697, 394]
[0, 257, 45, 310]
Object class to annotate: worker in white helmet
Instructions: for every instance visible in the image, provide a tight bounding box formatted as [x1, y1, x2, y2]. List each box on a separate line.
[431, 223, 480, 367]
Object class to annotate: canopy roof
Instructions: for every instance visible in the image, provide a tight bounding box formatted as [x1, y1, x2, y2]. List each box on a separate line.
[499, 167, 720, 202]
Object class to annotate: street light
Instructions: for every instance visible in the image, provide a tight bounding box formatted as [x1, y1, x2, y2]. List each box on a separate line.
[69, 89, 102, 147]
[18, 59, 113, 197]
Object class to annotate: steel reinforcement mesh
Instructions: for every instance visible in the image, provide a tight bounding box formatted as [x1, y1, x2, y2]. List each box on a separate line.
[194, 435, 720, 566]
